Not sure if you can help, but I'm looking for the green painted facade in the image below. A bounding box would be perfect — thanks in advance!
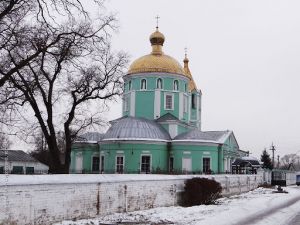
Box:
[70,28,247,175]
[99,142,168,173]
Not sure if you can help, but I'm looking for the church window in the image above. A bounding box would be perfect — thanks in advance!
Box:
[128,81,132,91]
[92,156,100,172]
[156,78,162,89]
[25,167,34,174]
[165,93,173,110]
[173,80,179,91]
[116,155,124,173]
[141,79,147,90]
[192,94,196,109]
[185,83,187,92]
[203,157,211,173]
[12,166,23,174]
[141,155,151,173]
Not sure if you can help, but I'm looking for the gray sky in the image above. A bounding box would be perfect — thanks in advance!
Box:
[100,0,300,158]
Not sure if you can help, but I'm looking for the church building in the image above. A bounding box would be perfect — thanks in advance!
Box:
[70,26,248,174]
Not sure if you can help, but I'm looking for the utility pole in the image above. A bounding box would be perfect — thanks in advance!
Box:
[277,155,280,168]
[270,143,276,168]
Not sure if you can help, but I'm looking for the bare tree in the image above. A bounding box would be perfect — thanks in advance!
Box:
[0,0,103,87]
[0,131,11,149]
[1,1,128,173]
[280,154,300,170]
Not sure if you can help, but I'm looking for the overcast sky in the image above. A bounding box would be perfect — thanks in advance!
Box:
[12,0,300,159]
[94,0,300,159]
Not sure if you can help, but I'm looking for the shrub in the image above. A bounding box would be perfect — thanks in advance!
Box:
[182,177,222,206]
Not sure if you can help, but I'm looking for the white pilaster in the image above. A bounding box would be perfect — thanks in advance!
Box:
[154,89,161,119]
[169,124,178,139]
[130,91,135,117]
[179,92,183,119]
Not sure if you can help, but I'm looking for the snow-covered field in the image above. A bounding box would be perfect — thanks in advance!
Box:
[55,186,300,225]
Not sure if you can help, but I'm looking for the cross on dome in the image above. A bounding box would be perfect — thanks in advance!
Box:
[155,15,160,29]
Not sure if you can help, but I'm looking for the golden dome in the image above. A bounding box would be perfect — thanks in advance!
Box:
[127,28,185,75]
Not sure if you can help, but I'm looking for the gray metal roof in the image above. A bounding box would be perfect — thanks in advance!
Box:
[174,130,230,143]
[103,116,171,141]
[0,150,37,162]
[76,132,104,142]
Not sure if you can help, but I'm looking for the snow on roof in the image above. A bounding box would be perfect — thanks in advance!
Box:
[76,132,104,143]
[0,150,37,162]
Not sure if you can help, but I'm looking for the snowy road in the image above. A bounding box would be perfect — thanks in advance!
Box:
[56,186,300,225]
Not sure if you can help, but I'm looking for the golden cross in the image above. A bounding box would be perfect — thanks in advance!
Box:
[155,15,160,29]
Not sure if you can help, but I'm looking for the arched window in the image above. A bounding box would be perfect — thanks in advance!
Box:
[156,78,162,89]
[185,83,187,92]
[141,79,147,90]
[128,81,132,91]
[173,80,179,91]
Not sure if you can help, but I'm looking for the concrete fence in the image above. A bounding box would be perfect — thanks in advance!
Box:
[0,174,263,225]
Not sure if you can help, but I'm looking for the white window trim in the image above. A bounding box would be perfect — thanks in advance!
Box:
[173,80,179,91]
[115,155,125,174]
[182,157,192,173]
[164,92,174,110]
[140,154,152,173]
[141,79,147,90]
[202,156,212,172]
[156,78,163,89]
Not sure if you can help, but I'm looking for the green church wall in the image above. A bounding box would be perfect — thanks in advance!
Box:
[171,144,220,173]
[70,143,99,173]
[100,142,168,173]
[135,91,154,119]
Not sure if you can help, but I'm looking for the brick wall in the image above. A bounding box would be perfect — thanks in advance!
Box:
[0,174,263,225]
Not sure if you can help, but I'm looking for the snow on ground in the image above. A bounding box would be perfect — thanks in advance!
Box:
[55,186,300,225]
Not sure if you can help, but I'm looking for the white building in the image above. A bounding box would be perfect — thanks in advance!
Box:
[0,150,48,174]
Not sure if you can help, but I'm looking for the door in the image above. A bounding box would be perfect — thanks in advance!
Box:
[203,157,211,173]
[76,154,83,173]
[182,158,191,174]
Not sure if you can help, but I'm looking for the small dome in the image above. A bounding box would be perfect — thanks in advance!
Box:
[150,29,165,46]
[103,116,171,141]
